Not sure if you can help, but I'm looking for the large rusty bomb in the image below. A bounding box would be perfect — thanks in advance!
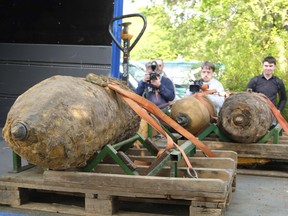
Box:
[3,75,140,170]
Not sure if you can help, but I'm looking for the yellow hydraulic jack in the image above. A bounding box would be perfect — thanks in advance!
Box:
[109,13,147,82]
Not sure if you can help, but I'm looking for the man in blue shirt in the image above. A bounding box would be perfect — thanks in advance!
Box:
[136,61,175,110]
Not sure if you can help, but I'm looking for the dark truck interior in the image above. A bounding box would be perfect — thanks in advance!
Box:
[0,0,114,126]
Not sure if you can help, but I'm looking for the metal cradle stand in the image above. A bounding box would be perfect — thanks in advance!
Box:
[82,132,196,177]
[197,123,283,144]
[11,131,196,177]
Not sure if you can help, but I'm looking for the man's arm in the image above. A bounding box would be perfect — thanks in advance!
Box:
[158,77,175,102]
[277,80,287,111]
[246,76,257,91]
[208,79,225,113]
[135,81,146,96]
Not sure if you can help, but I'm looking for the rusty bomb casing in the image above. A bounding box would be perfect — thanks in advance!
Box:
[2,75,140,170]
[170,94,217,135]
[218,92,273,143]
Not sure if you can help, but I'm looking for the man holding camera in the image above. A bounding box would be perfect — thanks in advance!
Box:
[186,61,225,114]
[135,61,175,110]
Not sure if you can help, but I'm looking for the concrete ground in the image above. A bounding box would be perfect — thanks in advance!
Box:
[0,131,288,216]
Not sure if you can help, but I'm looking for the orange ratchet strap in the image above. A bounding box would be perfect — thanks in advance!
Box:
[260,94,288,133]
[108,82,216,158]
[122,96,194,172]
[194,90,218,119]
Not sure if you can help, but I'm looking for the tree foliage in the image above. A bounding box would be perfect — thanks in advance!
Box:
[130,0,288,118]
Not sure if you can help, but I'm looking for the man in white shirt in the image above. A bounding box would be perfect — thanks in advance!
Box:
[187,61,225,114]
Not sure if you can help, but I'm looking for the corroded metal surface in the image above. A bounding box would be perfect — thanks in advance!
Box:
[3,75,140,170]
[170,94,216,135]
[218,92,273,143]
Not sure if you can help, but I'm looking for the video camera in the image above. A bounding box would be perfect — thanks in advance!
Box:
[189,78,208,93]
[149,61,158,81]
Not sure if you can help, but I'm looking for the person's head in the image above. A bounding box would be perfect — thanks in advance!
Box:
[145,61,152,73]
[201,61,215,82]
[262,56,276,78]
[156,59,164,74]
[144,61,159,81]
[145,61,158,73]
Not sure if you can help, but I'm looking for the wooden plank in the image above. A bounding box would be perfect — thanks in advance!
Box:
[91,164,233,181]
[0,179,226,201]
[15,202,85,216]
[119,196,191,205]
[101,155,237,177]
[96,153,237,201]
[126,148,153,156]
[126,156,236,170]
[14,202,186,216]
[184,157,236,170]
[190,205,224,216]
[202,134,288,145]
[189,207,224,216]
[202,141,288,160]
[0,188,20,205]
[195,150,238,162]
[43,171,228,199]
[0,166,234,215]
[237,169,288,178]
[85,195,117,215]
[127,148,238,162]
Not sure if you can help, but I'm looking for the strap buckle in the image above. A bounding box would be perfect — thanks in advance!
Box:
[187,167,198,179]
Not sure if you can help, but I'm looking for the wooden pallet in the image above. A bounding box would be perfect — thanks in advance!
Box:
[0,150,237,216]
[198,132,288,177]
[202,141,288,160]
[201,132,288,161]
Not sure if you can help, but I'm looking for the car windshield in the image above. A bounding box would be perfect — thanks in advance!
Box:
[120,61,145,91]
[120,60,225,100]
[120,61,190,99]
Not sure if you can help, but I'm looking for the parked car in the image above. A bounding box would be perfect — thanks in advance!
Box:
[120,61,146,91]
[120,61,187,99]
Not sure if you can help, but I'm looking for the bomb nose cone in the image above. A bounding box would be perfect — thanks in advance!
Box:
[233,114,250,127]
[11,122,28,141]
[176,113,191,127]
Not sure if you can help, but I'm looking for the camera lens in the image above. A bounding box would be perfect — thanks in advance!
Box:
[151,61,157,71]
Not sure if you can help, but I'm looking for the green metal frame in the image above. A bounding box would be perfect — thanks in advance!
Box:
[83,132,158,173]
[197,123,231,141]
[170,140,196,177]
[143,150,172,176]
[11,152,35,173]
[82,129,196,177]
[83,144,139,174]
[11,122,196,177]
[257,124,283,144]
[198,123,283,144]
[147,114,178,143]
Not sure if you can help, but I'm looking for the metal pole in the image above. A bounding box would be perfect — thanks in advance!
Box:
[110,0,123,78]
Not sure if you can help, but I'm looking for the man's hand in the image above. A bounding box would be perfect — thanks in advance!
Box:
[151,76,161,88]
[143,73,150,82]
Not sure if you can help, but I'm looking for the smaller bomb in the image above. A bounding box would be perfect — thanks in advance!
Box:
[218,92,273,143]
[170,94,216,135]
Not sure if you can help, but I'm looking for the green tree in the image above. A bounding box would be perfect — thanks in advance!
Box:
[131,0,288,118]
[130,5,178,60]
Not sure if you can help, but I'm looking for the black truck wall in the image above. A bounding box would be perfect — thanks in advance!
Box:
[0,0,114,126]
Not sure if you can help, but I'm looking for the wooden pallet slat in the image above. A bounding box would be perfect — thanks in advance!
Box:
[0,148,237,216]
[202,141,288,160]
